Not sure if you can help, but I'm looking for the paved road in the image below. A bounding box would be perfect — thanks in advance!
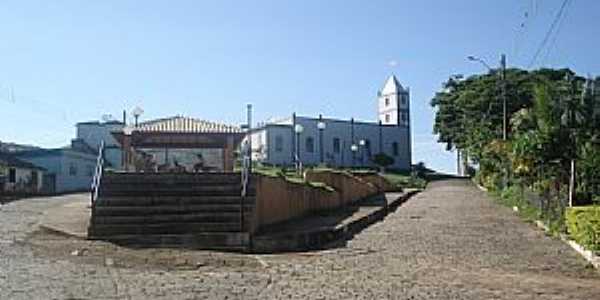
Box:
[1,180,599,299]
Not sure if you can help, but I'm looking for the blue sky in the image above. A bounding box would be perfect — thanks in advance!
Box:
[1,0,598,173]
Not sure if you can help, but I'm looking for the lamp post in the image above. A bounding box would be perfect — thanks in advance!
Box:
[467,54,507,141]
[350,143,358,166]
[294,124,304,173]
[358,139,366,166]
[132,106,144,128]
[317,115,326,165]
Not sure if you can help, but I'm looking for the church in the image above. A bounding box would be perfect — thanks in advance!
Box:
[249,75,411,170]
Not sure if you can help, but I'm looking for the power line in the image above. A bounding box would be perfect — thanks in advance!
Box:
[528,0,571,68]
[541,0,572,66]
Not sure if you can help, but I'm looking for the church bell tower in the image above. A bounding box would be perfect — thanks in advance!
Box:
[377,75,410,127]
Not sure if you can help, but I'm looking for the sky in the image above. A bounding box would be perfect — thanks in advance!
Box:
[1,0,599,174]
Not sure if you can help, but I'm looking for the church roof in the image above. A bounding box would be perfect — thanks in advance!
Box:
[381,75,404,95]
[134,116,242,134]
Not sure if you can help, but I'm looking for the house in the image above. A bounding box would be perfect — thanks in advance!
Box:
[17,147,97,194]
[0,152,45,194]
[248,75,412,170]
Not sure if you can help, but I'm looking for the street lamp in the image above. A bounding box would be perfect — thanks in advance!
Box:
[358,139,366,165]
[317,115,326,165]
[350,144,358,166]
[132,106,144,127]
[467,54,507,141]
[294,124,304,172]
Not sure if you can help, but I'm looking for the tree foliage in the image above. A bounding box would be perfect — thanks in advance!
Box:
[432,68,600,205]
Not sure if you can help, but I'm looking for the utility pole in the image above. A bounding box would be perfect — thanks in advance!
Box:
[501,54,507,141]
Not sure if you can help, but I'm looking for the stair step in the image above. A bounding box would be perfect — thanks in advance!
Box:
[89,222,245,236]
[88,233,250,250]
[92,212,252,225]
[102,173,246,185]
[99,185,256,197]
[95,196,255,207]
[92,204,253,216]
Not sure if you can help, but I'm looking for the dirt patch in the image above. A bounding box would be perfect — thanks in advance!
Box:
[26,228,264,272]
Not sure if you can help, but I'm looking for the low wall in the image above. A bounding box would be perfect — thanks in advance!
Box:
[351,172,398,192]
[252,171,384,233]
[304,170,379,204]
[253,175,340,232]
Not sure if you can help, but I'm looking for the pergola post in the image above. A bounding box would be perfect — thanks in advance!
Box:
[223,136,235,172]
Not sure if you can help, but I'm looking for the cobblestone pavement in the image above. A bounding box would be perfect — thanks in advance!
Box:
[1,180,599,299]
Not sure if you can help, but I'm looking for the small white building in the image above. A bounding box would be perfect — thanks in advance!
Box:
[75,120,124,169]
[0,153,45,193]
[17,148,97,193]
[248,75,412,170]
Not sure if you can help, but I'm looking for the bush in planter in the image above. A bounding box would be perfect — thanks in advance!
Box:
[372,153,394,173]
[565,206,600,252]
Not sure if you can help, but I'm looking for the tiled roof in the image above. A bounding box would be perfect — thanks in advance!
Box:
[135,116,242,134]
[0,152,45,170]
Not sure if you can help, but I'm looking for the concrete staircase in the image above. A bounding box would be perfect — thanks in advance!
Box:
[88,172,255,251]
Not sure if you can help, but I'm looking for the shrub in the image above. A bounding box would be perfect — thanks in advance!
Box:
[565,206,600,252]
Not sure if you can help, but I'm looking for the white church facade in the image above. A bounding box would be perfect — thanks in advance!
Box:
[249,75,412,170]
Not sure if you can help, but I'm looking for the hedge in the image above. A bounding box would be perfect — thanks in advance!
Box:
[565,206,600,252]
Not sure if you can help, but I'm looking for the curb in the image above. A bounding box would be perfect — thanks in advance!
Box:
[475,180,600,270]
[534,220,600,269]
[251,190,420,253]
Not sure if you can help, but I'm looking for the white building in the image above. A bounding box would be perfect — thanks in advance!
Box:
[0,153,45,193]
[249,75,411,170]
[17,148,97,193]
[75,120,124,169]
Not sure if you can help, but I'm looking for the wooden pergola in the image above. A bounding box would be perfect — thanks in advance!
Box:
[112,116,245,172]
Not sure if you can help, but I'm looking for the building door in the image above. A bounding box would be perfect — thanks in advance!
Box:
[42,174,56,194]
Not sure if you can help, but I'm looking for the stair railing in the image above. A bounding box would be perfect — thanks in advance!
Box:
[91,141,105,205]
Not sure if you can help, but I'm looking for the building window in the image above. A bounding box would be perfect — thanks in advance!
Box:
[385,98,390,106]
[385,114,390,123]
[333,138,341,153]
[8,168,16,183]
[392,142,399,156]
[275,135,284,152]
[401,113,407,122]
[69,163,78,176]
[401,96,407,105]
[305,137,314,153]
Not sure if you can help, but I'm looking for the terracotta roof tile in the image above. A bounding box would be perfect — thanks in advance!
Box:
[135,116,242,134]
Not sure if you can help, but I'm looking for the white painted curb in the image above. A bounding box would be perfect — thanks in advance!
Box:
[534,220,600,269]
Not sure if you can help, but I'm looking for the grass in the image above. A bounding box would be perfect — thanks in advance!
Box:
[381,171,427,190]
[489,184,566,236]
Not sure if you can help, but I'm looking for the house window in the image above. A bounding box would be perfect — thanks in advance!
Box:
[333,138,341,153]
[69,163,77,176]
[305,137,314,153]
[385,114,390,123]
[401,96,407,105]
[385,98,390,106]
[8,168,16,183]
[275,135,284,152]
[401,113,407,122]
[392,142,399,156]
